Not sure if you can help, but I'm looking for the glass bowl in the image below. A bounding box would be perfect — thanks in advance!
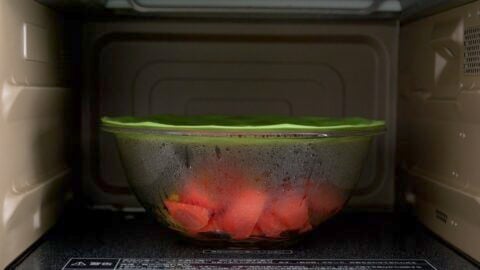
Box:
[101,115,384,246]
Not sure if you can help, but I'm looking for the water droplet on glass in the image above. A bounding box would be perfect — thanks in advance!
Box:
[215,146,222,160]
[184,146,191,168]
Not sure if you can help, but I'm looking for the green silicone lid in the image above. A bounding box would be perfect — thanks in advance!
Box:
[101,115,385,136]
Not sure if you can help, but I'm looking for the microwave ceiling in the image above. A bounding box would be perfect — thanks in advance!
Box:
[36,0,474,20]
[106,0,401,14]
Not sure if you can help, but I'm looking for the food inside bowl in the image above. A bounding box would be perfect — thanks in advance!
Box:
[101,115,385,245]
[161,169,345,240]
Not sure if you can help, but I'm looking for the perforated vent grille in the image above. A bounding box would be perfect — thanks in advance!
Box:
[464,26,480,75]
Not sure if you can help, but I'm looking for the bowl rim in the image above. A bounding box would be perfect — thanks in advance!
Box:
[101,115,386,138]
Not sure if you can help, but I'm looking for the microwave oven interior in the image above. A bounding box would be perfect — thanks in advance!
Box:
[1,0,480,269]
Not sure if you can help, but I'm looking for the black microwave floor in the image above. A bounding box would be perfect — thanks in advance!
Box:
[8,210,478,270]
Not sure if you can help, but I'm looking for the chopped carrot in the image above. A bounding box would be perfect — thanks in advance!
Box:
[270,188,309,231]
[164,200,211,232]
[300,222,313,233]
[180,180,219,210]
[251,225,264,237]
[306,182,346,225]
[218,188,267,240]
[257,211,288,237]
[198,218,222,233]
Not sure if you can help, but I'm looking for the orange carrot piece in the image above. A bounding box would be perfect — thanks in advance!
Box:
[218,188,267,240]
[164,200,211,232]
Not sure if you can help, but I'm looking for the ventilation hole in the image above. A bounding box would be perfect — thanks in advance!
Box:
[464,26,480,75]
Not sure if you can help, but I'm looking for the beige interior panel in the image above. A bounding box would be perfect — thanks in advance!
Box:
[400,0,480,262]
[0,0,71,268]
[410,172,480,262]
[82,20,397,209]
